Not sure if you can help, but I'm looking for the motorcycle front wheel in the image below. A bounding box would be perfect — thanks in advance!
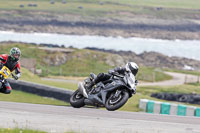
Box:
[70,90,85,108]
[105,89,129,111]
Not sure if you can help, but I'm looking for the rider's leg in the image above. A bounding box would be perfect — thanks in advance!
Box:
[81,73,112,98]
[3,80,12,94]
[88,73,111,88]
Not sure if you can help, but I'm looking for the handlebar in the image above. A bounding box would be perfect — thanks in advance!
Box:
[11,73,18,80]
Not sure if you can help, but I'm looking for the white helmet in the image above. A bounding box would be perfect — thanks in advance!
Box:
[125,62,139,76]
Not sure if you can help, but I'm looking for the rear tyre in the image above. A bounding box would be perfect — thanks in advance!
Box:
[105,89,129,111]
[70,90,85,108]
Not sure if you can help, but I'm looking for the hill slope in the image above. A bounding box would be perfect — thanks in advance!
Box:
[0,42,171,82]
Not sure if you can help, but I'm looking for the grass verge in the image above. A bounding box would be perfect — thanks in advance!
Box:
[0,128,75,133]
[0,128,46,133]
[137,67,172,82]
[0,90,68,106]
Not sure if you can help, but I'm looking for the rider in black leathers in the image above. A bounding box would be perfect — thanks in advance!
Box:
[81,62,139,98]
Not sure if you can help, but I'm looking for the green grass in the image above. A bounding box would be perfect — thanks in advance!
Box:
[188,83,200,86]
[0,0,199,19]
[119,83,200,112]
[137,67,172,82]
[46,49,112,77]
[0,90,68,105]
[0,128,46,133]
[0,0,134,16]
[101,0,200,9]
[20,67,78,90]
[0,128,75,133]
[1,0,199,11]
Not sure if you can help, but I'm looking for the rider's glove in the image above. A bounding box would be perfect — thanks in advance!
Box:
[15,76,18,80]
[14,73,21,80]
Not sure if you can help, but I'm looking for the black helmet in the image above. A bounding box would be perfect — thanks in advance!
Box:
[125,62,139,76]
[10,47,21,61]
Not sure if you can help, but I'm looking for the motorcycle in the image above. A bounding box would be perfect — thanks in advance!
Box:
[0,64,17,90]
[70,71,138,111]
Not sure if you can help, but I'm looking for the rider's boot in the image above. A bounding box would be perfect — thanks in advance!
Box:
[86,76,99,89]
[87,80,95,89]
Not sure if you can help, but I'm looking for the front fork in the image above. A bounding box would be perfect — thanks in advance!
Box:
[113,90,122,98]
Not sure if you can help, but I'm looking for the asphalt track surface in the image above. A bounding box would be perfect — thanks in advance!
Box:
[0,101,200,133]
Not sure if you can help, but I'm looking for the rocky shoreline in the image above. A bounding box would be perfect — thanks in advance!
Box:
[0,10,200,40]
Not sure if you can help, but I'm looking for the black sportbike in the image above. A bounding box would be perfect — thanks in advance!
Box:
[70,72,138,111]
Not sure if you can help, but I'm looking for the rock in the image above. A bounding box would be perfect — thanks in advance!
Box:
[43,53,68,66]
[85,47,200,71]
[105,54,125,66]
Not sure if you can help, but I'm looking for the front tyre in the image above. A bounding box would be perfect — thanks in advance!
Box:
[70,90,85,108]
[105,90,129,111]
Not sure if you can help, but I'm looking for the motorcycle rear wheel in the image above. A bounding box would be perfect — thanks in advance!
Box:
[105,89,129,111]
[70,90,85,108]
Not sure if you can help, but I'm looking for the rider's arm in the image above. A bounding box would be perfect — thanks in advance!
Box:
[14,63,21,80]
[0,54,7,62]
[108,67,126,75]
[113,67,126,74]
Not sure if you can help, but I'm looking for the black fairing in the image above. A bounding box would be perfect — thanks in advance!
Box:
[85,77,133,106]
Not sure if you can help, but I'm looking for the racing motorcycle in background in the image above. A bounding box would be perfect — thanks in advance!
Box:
[70,71,138,111]
[0,64,17,90]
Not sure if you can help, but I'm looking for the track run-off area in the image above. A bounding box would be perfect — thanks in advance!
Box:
[0,101,200,133]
